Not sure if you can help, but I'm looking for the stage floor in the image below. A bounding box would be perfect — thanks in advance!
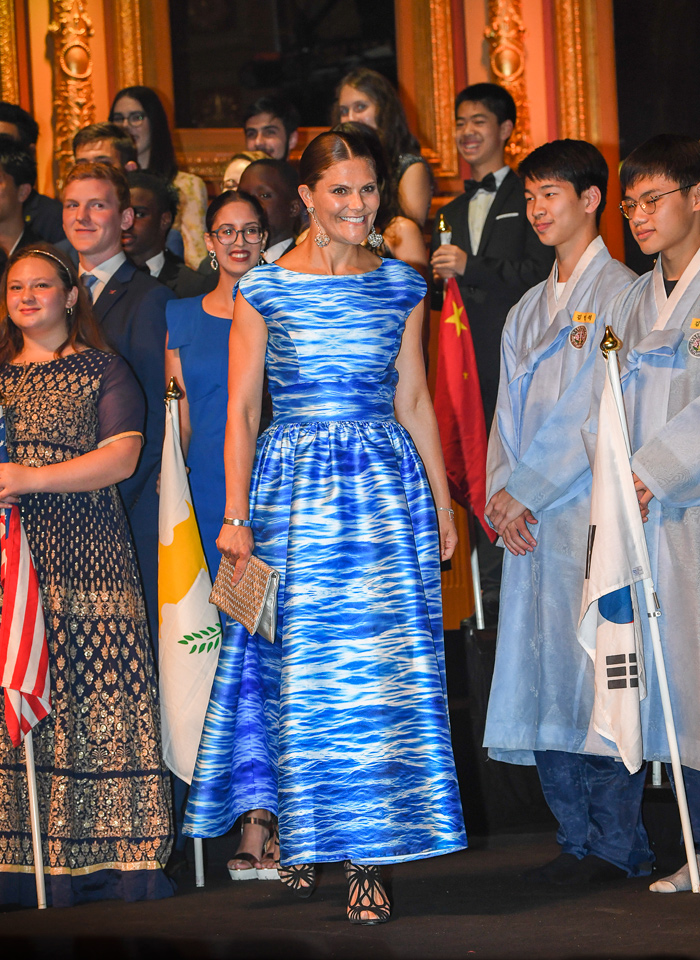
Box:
[1,830,698,960]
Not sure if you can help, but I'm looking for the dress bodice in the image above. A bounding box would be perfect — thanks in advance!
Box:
[237,259,426,423]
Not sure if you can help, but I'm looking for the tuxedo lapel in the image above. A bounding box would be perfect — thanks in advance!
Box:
[476,169,519,255]
[91,260,134,322]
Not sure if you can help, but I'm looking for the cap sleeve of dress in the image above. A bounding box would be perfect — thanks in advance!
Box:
[166,295,203,351]
[96,354,146,448]
[387,259,427,313]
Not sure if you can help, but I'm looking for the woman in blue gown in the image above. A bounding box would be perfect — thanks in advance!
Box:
[164,191,279,879]
[184,131,466,923]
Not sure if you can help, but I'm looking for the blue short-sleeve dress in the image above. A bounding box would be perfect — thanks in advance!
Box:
[184,260,466,865]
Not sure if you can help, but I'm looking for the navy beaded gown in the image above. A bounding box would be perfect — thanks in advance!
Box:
[0,350,173,907]
[184,260,467,865]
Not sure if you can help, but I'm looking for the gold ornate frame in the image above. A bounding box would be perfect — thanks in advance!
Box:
[0,0,20,104]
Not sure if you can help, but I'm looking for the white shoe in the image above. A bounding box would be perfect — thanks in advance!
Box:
[649,855,700,893]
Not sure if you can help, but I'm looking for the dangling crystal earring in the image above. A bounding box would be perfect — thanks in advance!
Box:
[66,305,74,319]
[258,251,267,265]
[307,206,330,248]
[367,223,383,249]
[208,249,219,271]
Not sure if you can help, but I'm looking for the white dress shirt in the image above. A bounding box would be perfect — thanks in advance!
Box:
[263,237,294,264]
[146,251,166,278]
[468,165,510,255]
[79,250,127,302]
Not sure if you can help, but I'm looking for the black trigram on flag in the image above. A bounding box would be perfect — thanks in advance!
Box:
[606,653,638,689]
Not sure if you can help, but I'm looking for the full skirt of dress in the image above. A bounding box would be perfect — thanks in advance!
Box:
[184,406,467,865]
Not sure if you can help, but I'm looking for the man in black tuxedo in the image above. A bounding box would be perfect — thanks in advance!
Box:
[430,83,553,622]
[123,170,214,298]
[62,161,176,642]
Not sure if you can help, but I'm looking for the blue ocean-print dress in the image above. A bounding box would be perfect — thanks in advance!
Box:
[183,259,467,865]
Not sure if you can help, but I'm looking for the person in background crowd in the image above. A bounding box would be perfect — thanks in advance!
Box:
[243,96,300,162]
[165,191,272,877]
[0,101,64,243]
[73,122,139,169]
[430,83,553,627]
[61,160,175,641]
[0,136,40,274]
[124,170,214,298]
[336,67,432,227]
[109,86,208,269]
[239,159,300,263]
[0,243,173,907]
[222,150,267,191]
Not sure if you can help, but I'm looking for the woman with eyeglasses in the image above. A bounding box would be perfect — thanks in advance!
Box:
[164,192,278,879]
[109,86,208,270]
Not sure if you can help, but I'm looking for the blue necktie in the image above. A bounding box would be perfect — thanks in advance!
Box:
[81,273,98,302]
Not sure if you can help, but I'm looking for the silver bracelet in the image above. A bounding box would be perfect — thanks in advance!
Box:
[222,517,252,527]
[437,507,455,521]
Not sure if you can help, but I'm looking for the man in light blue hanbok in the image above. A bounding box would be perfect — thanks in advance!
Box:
[484,140,652,884]
[589,134,700,893]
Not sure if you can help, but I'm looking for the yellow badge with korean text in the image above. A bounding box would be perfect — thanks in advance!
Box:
[691,318,700,330]
[572,311,596,324]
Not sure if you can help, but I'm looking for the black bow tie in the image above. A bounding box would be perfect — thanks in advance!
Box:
[463,172,497,201]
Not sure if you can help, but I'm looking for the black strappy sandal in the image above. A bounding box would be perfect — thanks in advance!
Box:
[278,862,317,899]
[344,861,391,925]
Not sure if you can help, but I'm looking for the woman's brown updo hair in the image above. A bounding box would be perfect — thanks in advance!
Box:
[299,131,378,190]
[0,242,108,365]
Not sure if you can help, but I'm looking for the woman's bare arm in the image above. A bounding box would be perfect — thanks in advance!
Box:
[215,289,269,582]
[394,300,456,561]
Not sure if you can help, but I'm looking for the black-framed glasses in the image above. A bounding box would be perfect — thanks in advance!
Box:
[619,185,694,219]
[209,224,263,244]
[111,111,146,127]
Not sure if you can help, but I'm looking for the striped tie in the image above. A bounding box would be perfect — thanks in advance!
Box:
[81,273,98,302]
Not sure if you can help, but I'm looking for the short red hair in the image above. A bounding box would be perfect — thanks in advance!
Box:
[62,160,131,211]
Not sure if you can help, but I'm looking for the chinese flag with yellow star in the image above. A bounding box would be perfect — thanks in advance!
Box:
[434,278,496,541]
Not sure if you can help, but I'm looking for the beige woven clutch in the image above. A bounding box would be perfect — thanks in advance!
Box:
[209,555,280,643]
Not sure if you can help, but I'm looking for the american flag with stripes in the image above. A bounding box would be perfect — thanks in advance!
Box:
[0,402,50,747]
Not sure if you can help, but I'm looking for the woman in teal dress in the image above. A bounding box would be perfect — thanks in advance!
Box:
[184,131,466,923]
[165,191,279,878]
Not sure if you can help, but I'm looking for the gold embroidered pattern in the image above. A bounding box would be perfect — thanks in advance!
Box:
[0,351,172,891]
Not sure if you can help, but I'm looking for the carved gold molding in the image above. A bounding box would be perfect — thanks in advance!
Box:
[553,0,602,143]
[429,0,457,177]
[49,0,96,187]
[0,0,20,104]
[113,0,144,89]
[485,0,534,169]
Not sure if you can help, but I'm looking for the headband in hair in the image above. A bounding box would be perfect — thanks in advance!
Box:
[20,249,74,283]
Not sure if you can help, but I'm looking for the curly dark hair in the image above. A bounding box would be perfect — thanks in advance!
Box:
[0,243,108,366]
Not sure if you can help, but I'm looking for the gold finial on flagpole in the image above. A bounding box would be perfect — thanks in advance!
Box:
[600,325,623,358]
[164,376,182,402]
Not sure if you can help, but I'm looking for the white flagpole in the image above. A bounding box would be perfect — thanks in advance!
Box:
[602,327,699,893]
[194,837,205,887]
[24,731,46,908]
[468,510,485,630]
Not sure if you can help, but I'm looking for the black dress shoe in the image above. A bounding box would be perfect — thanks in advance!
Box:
[526,852,626,885]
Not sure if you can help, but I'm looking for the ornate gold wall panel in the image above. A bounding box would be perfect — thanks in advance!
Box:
[111,0,144,89]
[485,0,534,169]
[49,0,96,186]
[429,0,458,178]
[0,0,20,104]
[553,0,586,138]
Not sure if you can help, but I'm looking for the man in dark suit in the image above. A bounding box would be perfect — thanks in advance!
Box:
[62,161,176,642]
[0,101,64,243]
[123,170,215,298]
[0,136,42,273]
[430,83,553,623]
[239,159,300,263]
